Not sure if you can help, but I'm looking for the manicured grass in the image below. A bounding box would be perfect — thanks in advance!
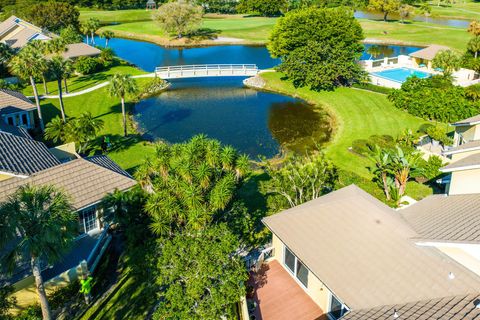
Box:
[23,62,146,97]
[261,72,433,200]
[37,76,155,171]
[360,19,471,51]
[425,0,480,20]
[79,8,154,24]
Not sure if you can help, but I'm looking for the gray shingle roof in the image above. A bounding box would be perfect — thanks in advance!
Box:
[0,132,60,176]
[0,89,36,116]
[63,43,101,59]
[342,294,480,320]
[0,122,31,139]
[453,115,480,126]
[0,157,137,210]
[444,140,480,155]
[86,155,133,178]
[263,185,480,310]
[401,194,480,243]
[441,153,480,172]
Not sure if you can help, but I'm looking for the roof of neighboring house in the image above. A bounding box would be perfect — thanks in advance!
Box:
[0,16,50,49]
[0,122,30,139]
[441,152,480,172]
[0,89,36,115]
[146,0,156,4]
[0,131,60,176]
[443,140,480,155]
[262,185,480,311]
[63,43,101,59]
[401,193,480,243]
[409,45,450,60]
[453,114,480,126]
[0,156,136,210]
[342,294,480,319]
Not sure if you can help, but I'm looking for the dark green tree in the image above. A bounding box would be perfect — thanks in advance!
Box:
[25,1,80,32]
[268,7,364,91]
[0,285,16,320]
[153,224,247,320]
[237,0,287,16]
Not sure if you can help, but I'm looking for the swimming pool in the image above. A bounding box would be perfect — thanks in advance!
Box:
[371,68,431,83]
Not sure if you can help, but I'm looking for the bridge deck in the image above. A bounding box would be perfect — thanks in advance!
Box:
[155,64,259,79]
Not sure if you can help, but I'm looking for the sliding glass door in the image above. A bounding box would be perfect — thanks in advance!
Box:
[284,246,309,288]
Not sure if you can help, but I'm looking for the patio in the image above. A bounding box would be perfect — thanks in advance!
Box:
[249,260,324,320]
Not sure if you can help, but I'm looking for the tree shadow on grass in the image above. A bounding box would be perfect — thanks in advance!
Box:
[186,28,221,40]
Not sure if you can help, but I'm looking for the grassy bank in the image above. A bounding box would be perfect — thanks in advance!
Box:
[425,0,480,20]
[260,72,433,200]
[80,9,473,50]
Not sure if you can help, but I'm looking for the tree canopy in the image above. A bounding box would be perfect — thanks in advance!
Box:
[268,7,365,91]
[25,1,80,32]
[367,0,400,21]
[237,0,287,16]
[153,224,247,320]
[154,1,204,38]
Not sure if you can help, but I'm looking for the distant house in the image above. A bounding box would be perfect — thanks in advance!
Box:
[0,89,36,129]
[0,128,136,307]
[0,15,101,59]
[409,44,450,70]
[255,185,480,320]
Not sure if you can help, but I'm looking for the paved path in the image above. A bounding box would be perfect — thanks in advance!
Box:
[36,73,156,99]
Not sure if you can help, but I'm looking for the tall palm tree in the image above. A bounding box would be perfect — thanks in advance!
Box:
[81,23,90,44]
[0,184,77,320]
[468,36,480,59]
[100,30,115,47]
[9,45,47,131]
[108,74,138,137]
[48,56,72,122]
[86,18,100,45]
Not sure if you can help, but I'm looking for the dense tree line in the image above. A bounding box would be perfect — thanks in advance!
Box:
[388,76,480,123]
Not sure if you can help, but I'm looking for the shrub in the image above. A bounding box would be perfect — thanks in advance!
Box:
[418,123,435,134]
[99,48,115,68]
[426,125,452,145]
[74,56,100,75]
[352,82,393,95]
[420,155,445,181]
[388,76,480,122]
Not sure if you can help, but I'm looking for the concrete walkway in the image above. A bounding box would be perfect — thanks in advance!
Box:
[35,73,156,99]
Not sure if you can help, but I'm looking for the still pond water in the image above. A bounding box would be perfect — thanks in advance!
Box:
[97,37,420,157]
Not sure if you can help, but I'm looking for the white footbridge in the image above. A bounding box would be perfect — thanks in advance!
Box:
[155,64,259,79]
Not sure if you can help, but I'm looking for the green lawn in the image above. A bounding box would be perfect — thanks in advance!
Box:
[360,19,471,51]
[79,8,154,24]
[23,62,146,97]
[425,0,480,20]
[261,72,433,200]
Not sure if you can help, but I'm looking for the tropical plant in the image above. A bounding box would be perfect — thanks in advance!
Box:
[153,224,247,320]
[425,124,452,146]
[136,135,250,236]
[432,50,461,76]
[261,153,338,211]
[85,18,100,45]
[0,185,77,320]
[389,146,422,197]
[48,56,73,122]
[9,44,46,130]
[468,36,480,59]
[367,0,400,21]
[268,7,364,91]
[108,73,138,136]
[100,30,115,47]
[154,1,204,39]
[420,155,445,180]
[60,25,83,44]
[0,42,13,65]
[74,56,100,75]
[368,145,393,200]
[0,285,16,320]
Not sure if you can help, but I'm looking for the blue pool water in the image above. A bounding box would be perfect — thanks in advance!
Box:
[372,68,431,83]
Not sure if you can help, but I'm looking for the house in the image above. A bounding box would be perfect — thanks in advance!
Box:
[0,128,136,307]
[0,89,36,129]
[0,16,101,59]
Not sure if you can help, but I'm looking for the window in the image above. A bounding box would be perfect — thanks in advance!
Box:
[7,116,13,126]
[285,247,295,273]
[283,246,309,288]
[329,294,347,319]
[21,113,28,126]
[78,207,98,234]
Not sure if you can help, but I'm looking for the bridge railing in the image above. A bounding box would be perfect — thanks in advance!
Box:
[155,64,258,74]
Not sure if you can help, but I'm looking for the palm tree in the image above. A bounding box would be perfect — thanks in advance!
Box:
[81,23,90,44]
[86,18,100,45]
[0,43,13,65]
[48,56,72,122]
[75,112,105,153]
[389,147,421,197]
[0,184,77,320]
[100,30,115,47]
[9,45,47,131]
[108,74,138,137]
[368,145,392,200]
[468,36,480,59]
[44,116,73,143]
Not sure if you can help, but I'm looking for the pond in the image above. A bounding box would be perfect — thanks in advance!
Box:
[134,78,332,158]
[354,10,470,28]
[95,37,419,157]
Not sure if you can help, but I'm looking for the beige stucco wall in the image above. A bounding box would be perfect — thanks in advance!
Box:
[271,234,332,312]
[449,168,480,195]
[454,125,480,145]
